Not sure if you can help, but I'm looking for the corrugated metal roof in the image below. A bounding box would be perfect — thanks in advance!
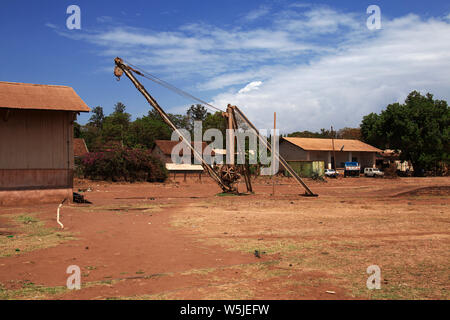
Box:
[0,81,90,112]
[282,137,382,153]
[154,140,214,156]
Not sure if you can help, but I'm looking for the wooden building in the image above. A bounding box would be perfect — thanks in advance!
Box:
[0,81,90,205]
[151,140,214,165]
[73,138,89,159]
[279,137,382,170]
[151,140,215,179]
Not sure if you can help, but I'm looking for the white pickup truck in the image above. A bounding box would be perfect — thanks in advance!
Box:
[324,169,338,178]
[364,167,384,177]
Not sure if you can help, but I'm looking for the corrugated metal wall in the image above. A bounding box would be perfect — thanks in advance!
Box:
[0,109,74,190]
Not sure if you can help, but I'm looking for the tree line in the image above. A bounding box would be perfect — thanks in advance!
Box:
[75,103,363,151]
[360,91,449,175]
[75,90,449,175]
[74,103,226,151]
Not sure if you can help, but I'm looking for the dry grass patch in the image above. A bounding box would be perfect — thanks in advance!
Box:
[170,194,450,299]
[0,280,68,300]
[82,203,170,215]
[0,212,75,257]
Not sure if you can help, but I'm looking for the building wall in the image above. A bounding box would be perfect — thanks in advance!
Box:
[285,160,325,178]
[359,152,375,169]
[279,140,376,169]
[0,109,74,194]
[151,146,172,164]
[279,140,308,161]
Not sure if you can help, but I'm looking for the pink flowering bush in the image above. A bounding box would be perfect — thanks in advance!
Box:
[81,148,167,182]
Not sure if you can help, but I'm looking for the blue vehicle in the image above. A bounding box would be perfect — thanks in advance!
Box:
[344,162,360,177]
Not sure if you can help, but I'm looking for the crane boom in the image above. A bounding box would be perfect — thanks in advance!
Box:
[114,57,317,197]
[114,57,232,192]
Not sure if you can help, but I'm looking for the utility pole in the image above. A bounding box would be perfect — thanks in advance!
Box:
[331,126,337,170]
[226,104,235,166]
[272,112,276,196]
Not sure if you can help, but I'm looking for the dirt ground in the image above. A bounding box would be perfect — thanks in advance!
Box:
[0,176,449,300]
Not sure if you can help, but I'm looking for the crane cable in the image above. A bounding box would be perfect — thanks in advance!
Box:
[123,60,224,113]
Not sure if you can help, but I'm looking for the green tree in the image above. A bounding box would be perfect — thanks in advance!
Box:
[127,115,172,149]
[187,104,209,121]
[80,125,103,151]
[337,127,361,140]
[169,113,190,131]
[102,103,131,144]
[147,109,161,121]
[88,106,105,128]
[74,121,82,138]
[147,108,190,132]
[203,111,227,146]
[203,111,226,134]
[287,129,331,138]
[187,104,210,132]
[360,112,385,147]
[114,102,127,114]
[360,91,450,175]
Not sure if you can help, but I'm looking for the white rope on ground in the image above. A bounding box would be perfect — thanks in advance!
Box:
[57,198,67,229]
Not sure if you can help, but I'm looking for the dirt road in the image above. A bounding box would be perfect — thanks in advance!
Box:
[0,176,448,299]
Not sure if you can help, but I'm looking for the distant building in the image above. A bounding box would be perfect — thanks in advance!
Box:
[279,137,382,170]
[152,140,213,163]
[0,81,90,205]
[74,138,89,159]
[151,140,214,175]
[377,149,413,173]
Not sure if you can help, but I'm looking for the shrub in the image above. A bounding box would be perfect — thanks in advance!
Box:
[80,147,168,182]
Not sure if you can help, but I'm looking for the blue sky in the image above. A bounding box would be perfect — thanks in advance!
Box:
[1,0,450,132]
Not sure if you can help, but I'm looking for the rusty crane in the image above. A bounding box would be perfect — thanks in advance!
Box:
[113,57,317,196]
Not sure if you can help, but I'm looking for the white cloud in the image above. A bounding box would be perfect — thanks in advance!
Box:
[45,23,57,29]
[53,5,450,132]
[211,14,450,132]
[275,6,360,35]
[238,81,263,93]
[55,5,348,80]
[96,16,113,23]
[244,6,270,21]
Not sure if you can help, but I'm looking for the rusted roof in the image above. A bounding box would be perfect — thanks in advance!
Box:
[74,138,89,157]
[379,149,401,159]
[282,137,382,153]
[153,140,214,156]
[0,81,90,112]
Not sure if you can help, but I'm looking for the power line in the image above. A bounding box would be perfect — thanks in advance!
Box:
[123,60,224,113]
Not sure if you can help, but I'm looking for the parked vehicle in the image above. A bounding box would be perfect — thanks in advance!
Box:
[344,162,360,177]
[364,167,384,177]
[324,169,338,178]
